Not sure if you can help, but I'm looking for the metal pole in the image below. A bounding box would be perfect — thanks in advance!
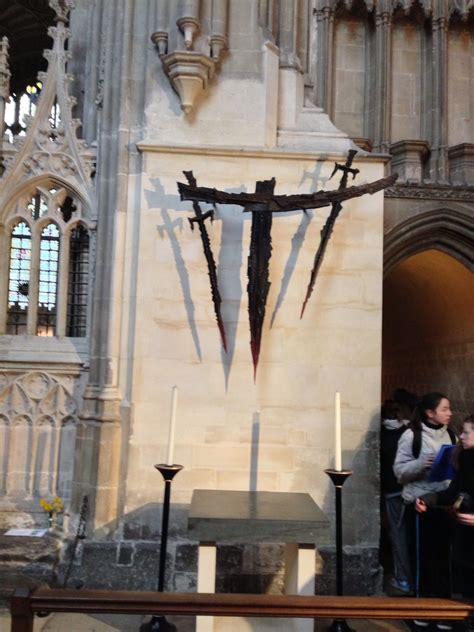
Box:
[140,464,183,632]
[325,469,354,632]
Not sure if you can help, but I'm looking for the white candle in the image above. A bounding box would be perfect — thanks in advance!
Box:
[166,386,178,465]
[335,391,342,471]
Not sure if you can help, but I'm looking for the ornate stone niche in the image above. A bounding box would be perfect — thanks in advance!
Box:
[448,144,474,186]
[389,140,431,183]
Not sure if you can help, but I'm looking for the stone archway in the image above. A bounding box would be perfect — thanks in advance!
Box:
[382,248,474,419]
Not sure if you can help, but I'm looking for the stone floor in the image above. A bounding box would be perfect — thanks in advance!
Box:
[0,610,410,631]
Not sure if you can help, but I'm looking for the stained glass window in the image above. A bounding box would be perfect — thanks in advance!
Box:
[67,225,90,337]
[7,222,32,334]
[37,223,60,336]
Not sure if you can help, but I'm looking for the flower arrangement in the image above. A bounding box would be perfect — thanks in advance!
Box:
[39,496,63,528]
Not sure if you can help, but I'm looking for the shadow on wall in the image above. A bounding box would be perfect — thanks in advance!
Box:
[142,167,345,390]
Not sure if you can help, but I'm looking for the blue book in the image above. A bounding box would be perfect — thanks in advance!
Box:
[429,444,456,482]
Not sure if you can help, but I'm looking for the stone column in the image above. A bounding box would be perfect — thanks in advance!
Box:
[430,1,449,182]
[0,36,10,139]
[177,0,201,50]
[314,2,335,115]
[210,0,228,60]
[258,0,279,39]
[372,4,392,153]
[279,0,303,70]
[26,232,40,336]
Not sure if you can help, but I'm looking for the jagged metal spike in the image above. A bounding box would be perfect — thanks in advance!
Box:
[300,150,359,318]
[247,179,274,379]
[183,171,227,352]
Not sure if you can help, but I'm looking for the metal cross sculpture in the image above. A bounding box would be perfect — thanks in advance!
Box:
[178,151,397,377]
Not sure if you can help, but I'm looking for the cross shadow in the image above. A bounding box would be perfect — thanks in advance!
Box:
[157,208,202,361]
[298,156,330,191]
[145,175,203,361]
[270,211,313,327]
[216,185,248,389]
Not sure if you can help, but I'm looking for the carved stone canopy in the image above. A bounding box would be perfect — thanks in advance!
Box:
[160,51,216,115]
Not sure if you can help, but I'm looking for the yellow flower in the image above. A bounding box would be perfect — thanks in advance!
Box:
[53,496,63,511]
[39,496,63,514]
[39,498,53,512]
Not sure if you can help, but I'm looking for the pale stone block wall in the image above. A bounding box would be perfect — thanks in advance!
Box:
[391,21,421,143]
[447,24,474,147]
[122,146,385,555]
[333,17,367,138]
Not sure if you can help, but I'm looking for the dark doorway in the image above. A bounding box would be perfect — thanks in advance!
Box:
[382,248,474,421]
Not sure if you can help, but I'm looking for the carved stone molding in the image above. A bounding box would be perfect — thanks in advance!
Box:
[160,51,216,115]
[385,184,474,201]
[0,370,83,499]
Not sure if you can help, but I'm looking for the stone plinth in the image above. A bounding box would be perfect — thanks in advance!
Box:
[448,144,474,186]
[389,140,430,183]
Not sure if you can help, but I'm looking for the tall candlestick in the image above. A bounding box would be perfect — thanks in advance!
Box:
[335,391,342,471]
[166,386,178,465]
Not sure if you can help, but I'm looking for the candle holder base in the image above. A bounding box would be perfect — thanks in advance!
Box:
[324,469,353,488]
[140,615,177,632]
[327,619,356,632]
[155,464,184,481]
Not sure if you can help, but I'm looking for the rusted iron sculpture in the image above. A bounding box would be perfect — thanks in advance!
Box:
[183,170,227,352]
[300,149,359,318]
[178,152,397,377]
[178,170,396,213]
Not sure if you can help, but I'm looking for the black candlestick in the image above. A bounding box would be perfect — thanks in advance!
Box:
[139,464,183,632]
[324,469,355,632]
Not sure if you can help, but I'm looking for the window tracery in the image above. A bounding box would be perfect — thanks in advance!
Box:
[4,186,91,338]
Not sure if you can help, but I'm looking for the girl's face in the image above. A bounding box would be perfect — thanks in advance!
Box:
[460,422,474,450]
[426,398,452,426]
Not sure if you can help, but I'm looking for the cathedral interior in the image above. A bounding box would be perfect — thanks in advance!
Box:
[0,1,473,630]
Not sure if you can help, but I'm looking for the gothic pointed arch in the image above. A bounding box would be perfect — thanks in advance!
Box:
[0,0,95,220]
[0,0,95,338]
[384,207,474,276]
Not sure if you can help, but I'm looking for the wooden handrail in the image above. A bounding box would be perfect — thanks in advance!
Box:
[10,588,474,632]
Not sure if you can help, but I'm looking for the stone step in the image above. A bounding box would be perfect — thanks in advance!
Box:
[0,532,63,603]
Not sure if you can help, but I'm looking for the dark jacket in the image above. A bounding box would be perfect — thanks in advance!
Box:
[381,424,407,495]
[422,449,474,569]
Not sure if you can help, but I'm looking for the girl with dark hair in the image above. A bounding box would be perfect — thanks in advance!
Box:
[416,415,474,612]
[393,392,456,631]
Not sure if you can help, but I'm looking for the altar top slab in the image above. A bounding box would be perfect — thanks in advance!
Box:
[188,490,330,544]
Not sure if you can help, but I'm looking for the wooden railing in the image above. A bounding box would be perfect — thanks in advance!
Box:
[10,587,474,632]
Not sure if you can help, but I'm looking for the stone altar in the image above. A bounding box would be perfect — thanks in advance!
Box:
[188,490,330,632]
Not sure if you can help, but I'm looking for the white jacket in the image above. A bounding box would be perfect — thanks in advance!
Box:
[393,423,452,502]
